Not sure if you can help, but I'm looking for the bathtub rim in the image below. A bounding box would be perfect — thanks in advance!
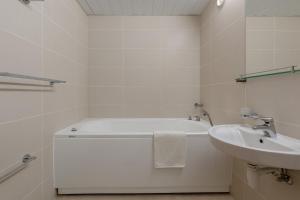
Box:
[54,118,211,138]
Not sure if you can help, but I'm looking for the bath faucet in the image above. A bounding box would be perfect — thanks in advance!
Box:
[242,113,277,138]
[194,103,214,126]
[188,115,201,121]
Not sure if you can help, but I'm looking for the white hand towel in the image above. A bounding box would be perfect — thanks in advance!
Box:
[154,131,187,168]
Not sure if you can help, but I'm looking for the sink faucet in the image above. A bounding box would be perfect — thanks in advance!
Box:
[242,113,277,138]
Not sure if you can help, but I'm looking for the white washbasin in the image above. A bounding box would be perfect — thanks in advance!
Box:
[209,125,300,170]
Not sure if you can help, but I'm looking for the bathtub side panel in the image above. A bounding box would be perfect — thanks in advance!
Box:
[54,135,232,193]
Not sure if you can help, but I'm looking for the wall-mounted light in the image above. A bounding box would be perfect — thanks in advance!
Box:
[217,0,225,7]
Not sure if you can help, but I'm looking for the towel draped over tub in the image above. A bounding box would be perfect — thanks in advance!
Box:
[153,131,187,168]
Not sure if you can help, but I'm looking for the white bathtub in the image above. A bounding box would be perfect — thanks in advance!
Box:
[54,118,232,194]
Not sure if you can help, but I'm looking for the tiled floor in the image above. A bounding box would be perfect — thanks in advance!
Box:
[57,194,234,200]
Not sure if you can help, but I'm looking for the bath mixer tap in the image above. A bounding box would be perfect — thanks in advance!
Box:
[242,113,277,138]
[188,115,201,121]
[194,103,214,126]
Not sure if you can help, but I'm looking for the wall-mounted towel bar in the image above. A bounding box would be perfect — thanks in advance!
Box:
[0,154,36,184]
[0,72,66,86]
[19,0,45,5]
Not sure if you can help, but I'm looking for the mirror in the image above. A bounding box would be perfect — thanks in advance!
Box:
[245,0,300,74]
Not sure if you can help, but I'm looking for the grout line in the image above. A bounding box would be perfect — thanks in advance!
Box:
[21,181,43,200]
[214,16,244,39]
[0,28,42,48]
[276,121,300,128]
[44,13,88,48]
[0,114,43,126]
[88,47,201,51]
[0,106,88,127]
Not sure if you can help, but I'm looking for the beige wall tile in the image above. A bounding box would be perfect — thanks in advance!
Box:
[277,122,300,140]
[0,30,42,75]
[42,178,56,200]
[43,111,68,146]
[246,50,274,73]
[0,151,42,200]
[23,184,43,200]
[44,49,77,85]
[89,67,124,86]
[163,66,200,86]
[246,30,274,50]
[44,0,76,36]
[246,17,274,30]
[88,16,201,118]
[123,30,162,49]
[162,29,200,50]
[0,91,42,123]
[0,0,42,46]
[162,86,200,105]
[42,145,53,181]
[124,67,162,87]
[44,18,77,60]
[231,175,244,200]
[212,0,244,36]
[0,117,42,171]
[123,16,161,29]
[275,50,300,67]
[161,16,201,31]
[160,105,197,118]
[123,86,161,105]
[276,31,300,50]
[163,50,200,67]
[202,2,300,200]
[124,50,162,67]
[89,49,123,66]
[89,105,124,118]
[89,30,122,48]
[122,104,162,118]
[200,65,213,85]
[89,16,122,30]
[276,17,300,31]
[200,44,210,67]
[89,86,123,105]
[0,1,88,199]
[246,17,300,73]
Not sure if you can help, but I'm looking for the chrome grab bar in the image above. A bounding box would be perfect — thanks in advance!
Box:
[0,72,66,86]
[19,0,45,4]
[0,154,37,184]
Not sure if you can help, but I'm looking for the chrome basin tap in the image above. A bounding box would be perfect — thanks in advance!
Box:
[242,113,277,138]
[253,117,277,138]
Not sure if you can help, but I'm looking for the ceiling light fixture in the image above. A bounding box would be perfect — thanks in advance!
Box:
[217,0,225,7]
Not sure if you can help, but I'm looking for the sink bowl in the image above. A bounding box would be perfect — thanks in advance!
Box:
[209,125,300,170]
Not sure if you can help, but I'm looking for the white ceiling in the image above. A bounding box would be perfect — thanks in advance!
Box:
[77,0,211,16]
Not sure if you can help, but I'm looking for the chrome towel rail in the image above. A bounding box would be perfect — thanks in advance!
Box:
[0,154,36,184]
[19,0,45,5]
[0,72,66,86]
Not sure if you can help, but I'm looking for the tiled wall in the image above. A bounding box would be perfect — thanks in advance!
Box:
[199,0,245,124]
[240,17,300,200]
[246,17,300,73]
[200,0,300,200]
[88,16,200,118]
[0,1,88,200]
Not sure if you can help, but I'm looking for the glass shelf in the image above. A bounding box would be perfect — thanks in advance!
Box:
[236,66,300,82]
